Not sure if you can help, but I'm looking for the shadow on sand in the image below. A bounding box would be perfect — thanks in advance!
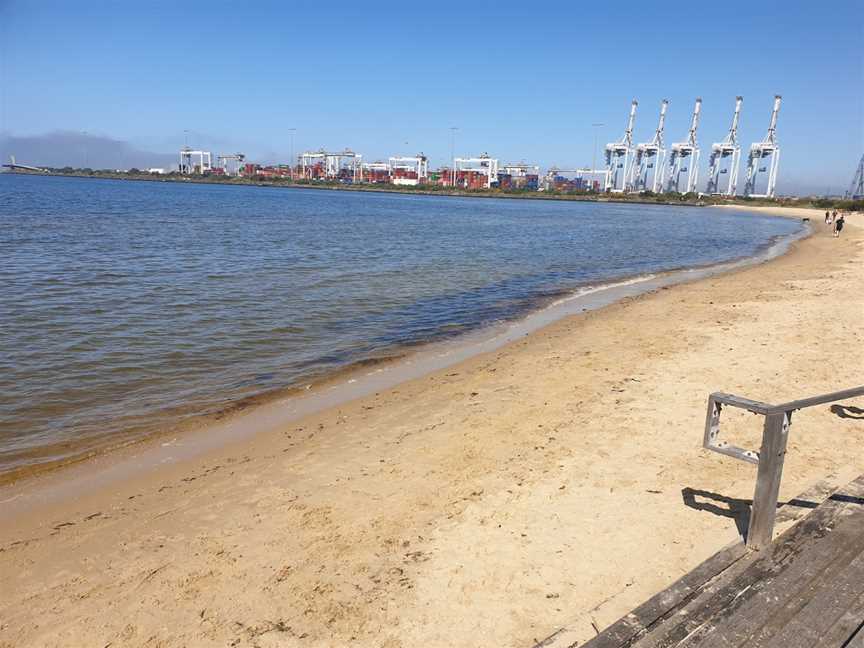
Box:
[681,488,864,541]
[830,404,864,419]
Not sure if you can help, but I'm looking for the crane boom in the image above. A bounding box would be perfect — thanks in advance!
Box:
[652,99,669,147]
[604,99,638,192]
[763,95,782,145]
[622,100,638,146]
[725,96,743,145]
[687,98,702,147]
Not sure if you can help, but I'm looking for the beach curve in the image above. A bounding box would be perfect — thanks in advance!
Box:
[1,207,862,648]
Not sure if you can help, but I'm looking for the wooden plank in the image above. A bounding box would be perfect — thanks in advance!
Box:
[627,476,864,648]
[570,542,749,648]
[773,475,841,526]
[746,412,790,550]
[829,615,864,648]
[695,507,864,647]
[573,475,864,648]
[765,548,864,647]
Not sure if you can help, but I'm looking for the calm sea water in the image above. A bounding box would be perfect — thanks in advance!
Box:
[0,174,802,476]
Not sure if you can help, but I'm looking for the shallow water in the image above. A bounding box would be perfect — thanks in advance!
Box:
[0,174,802,476]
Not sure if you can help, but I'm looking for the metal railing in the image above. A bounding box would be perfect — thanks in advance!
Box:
[703,386,864,550]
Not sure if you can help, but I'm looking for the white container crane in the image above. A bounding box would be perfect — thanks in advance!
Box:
[706,96,743,196]
[666,98,702,194]
[604,100,638,192]
[300,149,362,182]
[744,95,782,198]
[217,153,245,176]
[389,154,428,186]
[179,147,212,175]
[846,154,864,199]
[361,161,392,183]
[453,154,499,189]
[629,99,669,193]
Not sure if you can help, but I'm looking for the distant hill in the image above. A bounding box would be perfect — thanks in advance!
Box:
[0,131,177,171]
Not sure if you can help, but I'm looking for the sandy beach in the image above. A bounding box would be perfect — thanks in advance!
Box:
[1,206,862,648]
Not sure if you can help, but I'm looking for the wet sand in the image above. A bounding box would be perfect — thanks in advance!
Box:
[1,207,862,648]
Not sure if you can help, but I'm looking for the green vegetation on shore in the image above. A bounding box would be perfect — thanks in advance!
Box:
[7,167,863,212]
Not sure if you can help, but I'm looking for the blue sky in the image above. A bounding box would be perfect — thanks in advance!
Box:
[1,0,862,193]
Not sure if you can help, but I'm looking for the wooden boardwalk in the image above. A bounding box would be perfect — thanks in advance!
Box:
[538,475,864,648]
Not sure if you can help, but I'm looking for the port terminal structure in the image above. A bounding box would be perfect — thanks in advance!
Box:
[361,161,392,184]
[501,163,540,177]
[543,167,603,192]
[453,154,499,189]
[389,155,428,186]
[743,95,782,198]
[666,98,702,194]
[604,100,638,193]
[179,148,212,175]
[300,149,362,182]
[847,154,864,199]
[706,96,743,196]
[629,99,669,194]
[165,96,783,196]
[217,153,246,177]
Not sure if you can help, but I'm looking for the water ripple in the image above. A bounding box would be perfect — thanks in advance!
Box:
[0,174,802,475]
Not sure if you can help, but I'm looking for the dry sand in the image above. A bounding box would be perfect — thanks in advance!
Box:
[1,207,862,648]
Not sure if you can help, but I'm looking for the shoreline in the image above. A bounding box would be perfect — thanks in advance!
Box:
[2,168,833,209]
[3,206,861,648]
[0,206,808,497]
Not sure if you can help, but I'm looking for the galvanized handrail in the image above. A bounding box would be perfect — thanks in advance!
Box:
[703,386,864,550]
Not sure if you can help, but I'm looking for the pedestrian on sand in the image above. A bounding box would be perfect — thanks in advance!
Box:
[833,212,845,238]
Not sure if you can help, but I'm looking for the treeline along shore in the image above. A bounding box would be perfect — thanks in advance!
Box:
[5,167,863,211]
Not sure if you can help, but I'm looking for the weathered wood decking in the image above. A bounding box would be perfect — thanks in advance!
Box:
[537,475,864,648]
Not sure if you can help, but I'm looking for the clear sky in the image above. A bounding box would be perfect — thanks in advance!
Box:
[1,0,862,194]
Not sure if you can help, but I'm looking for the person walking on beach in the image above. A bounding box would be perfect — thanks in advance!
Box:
[832,210,838,224]
[825,210,831,224]
[833,212,845,237]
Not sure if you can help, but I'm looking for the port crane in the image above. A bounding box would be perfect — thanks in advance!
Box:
[217,153,245,176]
[744,95,782,198]
[389,154,428,186]
[666,98,702,194]
[629,99,669,193]
[179,147,212,175]
[706,96,743,196]
[845,154,864,199]
[543,167,602,191]
[453,154,499,189]
[300,149,362,182]
[604,100,638,193]
[360,161,392,183]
